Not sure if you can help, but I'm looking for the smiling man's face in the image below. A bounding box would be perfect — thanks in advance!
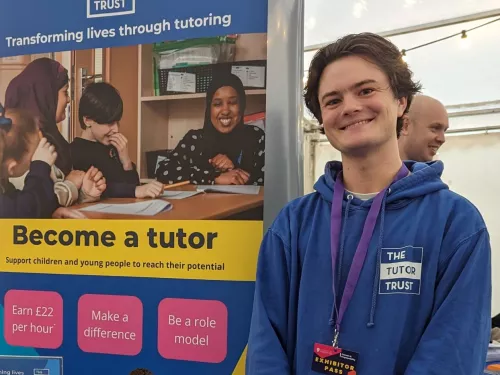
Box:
[318,55,406,155]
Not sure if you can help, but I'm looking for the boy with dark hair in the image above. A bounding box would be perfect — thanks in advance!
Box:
[70,82,163,199]
[246,33,491,374]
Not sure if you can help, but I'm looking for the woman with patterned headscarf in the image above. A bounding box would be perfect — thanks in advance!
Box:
[155,72,265,186]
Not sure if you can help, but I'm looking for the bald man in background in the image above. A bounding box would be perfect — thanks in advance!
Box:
[398,95,449,162]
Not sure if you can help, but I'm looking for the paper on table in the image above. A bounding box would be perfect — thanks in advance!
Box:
[161,190,203,199]
[196,185,260,195]
[167,72,196,93]
[79,200,172,216]
[231,66,265,88]
[487,342,500,363]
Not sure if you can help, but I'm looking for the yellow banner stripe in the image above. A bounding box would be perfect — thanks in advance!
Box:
[233,345,248,375]
[0,220,262,282]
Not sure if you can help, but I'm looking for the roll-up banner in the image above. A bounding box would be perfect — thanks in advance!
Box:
[0,0,303,373]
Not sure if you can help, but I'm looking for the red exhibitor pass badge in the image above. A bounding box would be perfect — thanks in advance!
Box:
[311,343,358,374]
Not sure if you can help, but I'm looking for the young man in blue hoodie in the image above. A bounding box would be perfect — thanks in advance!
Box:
[246,33,491,374]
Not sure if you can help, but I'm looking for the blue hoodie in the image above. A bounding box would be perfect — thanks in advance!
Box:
[246,160,491,375]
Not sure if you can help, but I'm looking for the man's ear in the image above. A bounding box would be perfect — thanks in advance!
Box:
[397,96,408,117]
[400,115,411,136]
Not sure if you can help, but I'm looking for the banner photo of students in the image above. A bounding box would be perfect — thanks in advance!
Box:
[0,0,270,373]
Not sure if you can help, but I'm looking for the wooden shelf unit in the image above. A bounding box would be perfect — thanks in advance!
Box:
[141,89,266,102]
[135,35,267,179]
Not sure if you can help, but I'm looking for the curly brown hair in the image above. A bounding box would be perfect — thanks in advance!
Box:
[0,108,39,172]
[303,32,422,137]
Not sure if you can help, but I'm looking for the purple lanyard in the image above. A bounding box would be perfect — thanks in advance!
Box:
[330,164,409,347]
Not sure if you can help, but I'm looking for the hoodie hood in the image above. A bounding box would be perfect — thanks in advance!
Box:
[314,160,449,205]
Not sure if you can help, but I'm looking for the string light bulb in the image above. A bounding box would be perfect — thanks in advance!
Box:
[460,29,471,49]
[394,16,499,58]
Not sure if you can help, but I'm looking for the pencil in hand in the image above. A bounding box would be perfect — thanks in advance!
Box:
[163,180,190,189]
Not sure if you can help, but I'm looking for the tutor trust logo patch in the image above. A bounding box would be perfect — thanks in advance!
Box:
[87,0,136,18]
[379,246,423,295]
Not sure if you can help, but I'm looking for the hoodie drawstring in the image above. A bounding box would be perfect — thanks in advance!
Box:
[337,195,353,294]
[329,195,353,326]
[367,190,389,327]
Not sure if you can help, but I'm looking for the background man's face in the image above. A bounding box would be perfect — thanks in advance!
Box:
[402,97,449,161]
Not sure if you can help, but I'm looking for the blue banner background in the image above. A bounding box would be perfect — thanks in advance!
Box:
[0,0,268,57]
[0,1,268,372]
[0,273,255,374]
